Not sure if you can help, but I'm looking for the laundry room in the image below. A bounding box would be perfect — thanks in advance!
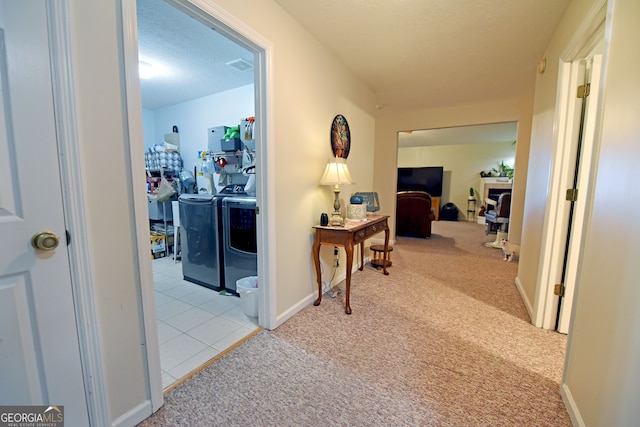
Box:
[137,0,260,389]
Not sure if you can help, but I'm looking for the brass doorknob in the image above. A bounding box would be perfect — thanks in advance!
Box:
[31,231,60,251]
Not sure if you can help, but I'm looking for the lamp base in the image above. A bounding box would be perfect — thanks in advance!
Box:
[329,210,344,227]
[328,186,344,226]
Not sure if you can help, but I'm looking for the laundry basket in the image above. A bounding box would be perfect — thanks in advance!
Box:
[236,276,259,317]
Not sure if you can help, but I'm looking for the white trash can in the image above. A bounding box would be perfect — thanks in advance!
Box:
[236,276,259,317]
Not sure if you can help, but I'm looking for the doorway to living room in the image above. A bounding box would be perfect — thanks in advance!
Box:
[396,122,517,235]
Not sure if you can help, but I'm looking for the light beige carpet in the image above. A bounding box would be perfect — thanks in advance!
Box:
[140,221,570,426]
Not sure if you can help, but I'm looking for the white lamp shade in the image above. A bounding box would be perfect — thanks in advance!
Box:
[319,157,354,186]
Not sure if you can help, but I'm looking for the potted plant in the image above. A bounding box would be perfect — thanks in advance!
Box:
[492,161,514,179]
[468,187,476,200]
[500,161,514,179]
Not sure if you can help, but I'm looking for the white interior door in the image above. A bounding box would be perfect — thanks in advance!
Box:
[556,54,603,333]
[0,1,89,424]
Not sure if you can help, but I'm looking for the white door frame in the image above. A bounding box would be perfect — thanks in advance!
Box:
[556,54,603,334]
[47,1,111,425]
[532,0,607,330]
[120,0,276,409]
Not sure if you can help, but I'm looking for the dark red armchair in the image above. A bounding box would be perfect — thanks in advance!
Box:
[396,191,436,238]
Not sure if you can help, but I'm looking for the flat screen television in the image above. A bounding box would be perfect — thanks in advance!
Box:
[397,166,444,197]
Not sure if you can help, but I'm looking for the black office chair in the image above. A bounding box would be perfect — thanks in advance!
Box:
[484,192,511,234]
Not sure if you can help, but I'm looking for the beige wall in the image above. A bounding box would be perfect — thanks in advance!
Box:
[206,0,377,316]
[516,0,605,312]
[67,0,377,421]
[374,97,534,244]
[69,0,149,421]
[67,0,640,424]
[398,142,516,226]
[562,0,640,424]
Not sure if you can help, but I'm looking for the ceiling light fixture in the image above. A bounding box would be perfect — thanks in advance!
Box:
[138,61,156,79]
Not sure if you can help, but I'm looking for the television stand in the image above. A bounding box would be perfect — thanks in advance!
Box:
[431,197,440,220]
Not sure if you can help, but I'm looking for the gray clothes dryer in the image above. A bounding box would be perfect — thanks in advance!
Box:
[178,193,223,290]
[221,196,257,293]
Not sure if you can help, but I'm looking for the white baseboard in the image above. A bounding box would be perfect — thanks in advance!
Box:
[515,276,534,321]
[275,256,373,329]
[112,400,153,427]
[560,383,585,427]
[275,292,315,329]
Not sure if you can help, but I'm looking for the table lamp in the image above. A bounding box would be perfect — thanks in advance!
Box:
[319,157,354,226]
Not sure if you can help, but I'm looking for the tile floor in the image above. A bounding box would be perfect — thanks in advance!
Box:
[152,255,259,390]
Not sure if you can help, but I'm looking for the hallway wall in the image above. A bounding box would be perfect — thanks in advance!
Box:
[562,0,640,424]
[374,97,533,245]
[66,0,377,422]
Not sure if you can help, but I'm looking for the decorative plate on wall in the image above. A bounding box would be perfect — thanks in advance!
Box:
[330,114,351,159]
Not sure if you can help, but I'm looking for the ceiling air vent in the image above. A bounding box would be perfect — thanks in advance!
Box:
[226,58,253,72]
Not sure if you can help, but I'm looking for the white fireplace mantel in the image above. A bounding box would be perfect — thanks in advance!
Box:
[477,177,512,225]
[479,177,512,205]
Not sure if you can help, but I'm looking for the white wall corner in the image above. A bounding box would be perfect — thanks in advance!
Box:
[515,276,535,322]
[560,383,586,427]
[111,401,153,427]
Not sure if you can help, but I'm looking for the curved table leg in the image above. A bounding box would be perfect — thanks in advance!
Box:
[344,241,354,314]
[382,227,390,276]
[312,235,323,306]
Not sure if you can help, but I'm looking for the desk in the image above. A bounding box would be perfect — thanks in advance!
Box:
[312,215,390,314]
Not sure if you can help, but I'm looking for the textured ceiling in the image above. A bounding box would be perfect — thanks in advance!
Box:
[273,0,571,111]
[137,0,570,119]
[136,0,253,110]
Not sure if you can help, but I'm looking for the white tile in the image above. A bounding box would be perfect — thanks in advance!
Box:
[187,317,243,346]
[177,286,219,306]
[160,266,183,281]
[198,294,241,315]
[157,321,182,344]
[245,316,259,329]
[167,346,221,380]
[154,291,174,308]
[152,258,260,390]
[211,326,259,352]
[153,277,183,293]
[164,307,216,332]
[152,257,184,282]
[161,371,177,389]
[156,298,192,321]
[162,281,203,299]
[159,334,208,370]
[219,305,256,327]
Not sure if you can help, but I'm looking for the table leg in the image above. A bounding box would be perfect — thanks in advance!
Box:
[382,227,390,276]
[359,242,364,271]
[344,241,354,314]
[312,235,323,306]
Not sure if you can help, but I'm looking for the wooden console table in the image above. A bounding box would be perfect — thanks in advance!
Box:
[312,215,390,314]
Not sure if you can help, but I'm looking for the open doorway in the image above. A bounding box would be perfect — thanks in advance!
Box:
[396,122,517,234]
[129,0,267,391]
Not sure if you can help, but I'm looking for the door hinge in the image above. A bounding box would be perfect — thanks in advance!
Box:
[566,188,579,202]
[577,83,591,98]
[66,230,71,246]
[554,283,565,297]
[256,206,259,214]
